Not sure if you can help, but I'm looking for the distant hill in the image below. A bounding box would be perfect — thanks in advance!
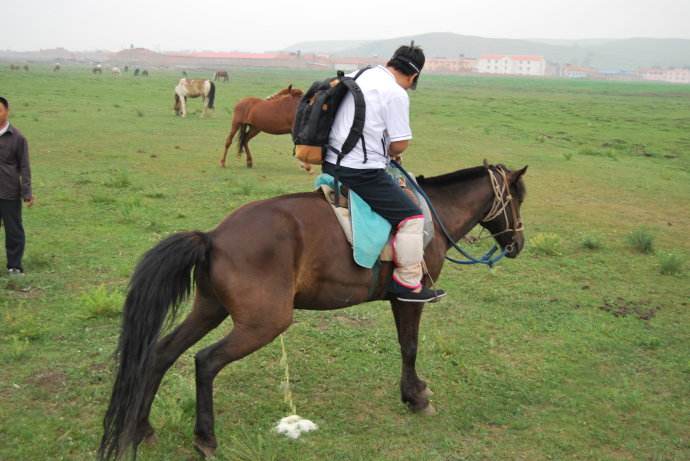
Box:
[285,32,690,70]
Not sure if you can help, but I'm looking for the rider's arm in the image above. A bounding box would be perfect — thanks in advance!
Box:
[384,91,412,161]
[389,140,409,160]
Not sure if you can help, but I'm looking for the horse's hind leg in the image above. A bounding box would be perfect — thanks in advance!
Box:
[242,127,260,168]
[220,121,240,167]
[193,301,293,457]
[134,293,228,445]
[391,300,434,414]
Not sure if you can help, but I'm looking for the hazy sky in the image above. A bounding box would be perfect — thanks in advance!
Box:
[4,0,690,52]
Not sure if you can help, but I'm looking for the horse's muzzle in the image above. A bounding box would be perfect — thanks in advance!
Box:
[504,236,524,258]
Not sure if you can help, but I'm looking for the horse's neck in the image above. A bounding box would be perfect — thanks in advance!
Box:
[423,176,494,245]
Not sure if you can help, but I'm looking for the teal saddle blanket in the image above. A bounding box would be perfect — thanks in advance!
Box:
[314,171,432,269]
[315,173,391,269]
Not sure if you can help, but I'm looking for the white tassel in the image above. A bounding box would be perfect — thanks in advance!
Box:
[275,415,318,439]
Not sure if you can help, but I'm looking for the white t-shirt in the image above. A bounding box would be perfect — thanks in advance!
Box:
[325,65,412,169]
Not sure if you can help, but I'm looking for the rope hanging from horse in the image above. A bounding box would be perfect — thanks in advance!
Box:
[274,335,318,439]
[390,160,519,267]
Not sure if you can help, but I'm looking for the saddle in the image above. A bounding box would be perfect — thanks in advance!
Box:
[316,169,434,268]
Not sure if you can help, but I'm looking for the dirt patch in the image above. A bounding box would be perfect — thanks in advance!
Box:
[25,370,68,393]
[600,298,660,321]
[333,313,375,328]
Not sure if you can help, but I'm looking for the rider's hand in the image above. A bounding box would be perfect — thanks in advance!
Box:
[24,196,35,208]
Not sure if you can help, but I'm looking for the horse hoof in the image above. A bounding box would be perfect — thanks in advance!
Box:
[419,403,437,416]
[193,438,216,459]
[421,387,434,398]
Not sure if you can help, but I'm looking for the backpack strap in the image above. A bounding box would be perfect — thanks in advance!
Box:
[330,66,371,206]
[339,68,369,157]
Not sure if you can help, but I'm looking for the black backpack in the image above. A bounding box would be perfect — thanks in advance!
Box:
[292,67,370,166]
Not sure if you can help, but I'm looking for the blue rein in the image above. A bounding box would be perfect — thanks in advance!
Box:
[389,160,508,268]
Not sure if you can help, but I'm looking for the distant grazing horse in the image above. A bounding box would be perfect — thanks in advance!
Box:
[97,161,528,460]
[133,68,140,76]
[220,85,303,168]
[23,65,29,71]
[112,67,121,76]
[182,70,188,77]
[53,63,61,72]
[214,70,229,82]
[174,78,216,117]
[141,70,149,77]
[10,64,20,71]
[93,64,103,74]
[124,65,129,72]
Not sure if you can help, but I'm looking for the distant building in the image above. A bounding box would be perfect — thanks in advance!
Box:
[637,67,690,84]
[477,54,546,76]
[561,64,600,79]
[330,56,383,71]
[424,57,477,74]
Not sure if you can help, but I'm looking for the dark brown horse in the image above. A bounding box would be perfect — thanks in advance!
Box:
[214,70,229,82]
[98,163,527,460]
[220,85,303,169]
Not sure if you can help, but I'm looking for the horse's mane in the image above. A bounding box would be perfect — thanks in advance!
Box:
[266,87,303,100]
[417,164,527,201]
[416,165,488,186]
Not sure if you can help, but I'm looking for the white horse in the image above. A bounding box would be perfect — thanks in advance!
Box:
[173,78,216,117]
[112,67,121,76]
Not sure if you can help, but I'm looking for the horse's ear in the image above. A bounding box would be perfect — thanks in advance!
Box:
[288,84,292,91]
[511,165,528,182]
[483,159,490,169]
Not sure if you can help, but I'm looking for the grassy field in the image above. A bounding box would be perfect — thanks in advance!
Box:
[0,65,689,461]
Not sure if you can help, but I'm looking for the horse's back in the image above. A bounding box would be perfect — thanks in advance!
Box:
[208,191,376,308]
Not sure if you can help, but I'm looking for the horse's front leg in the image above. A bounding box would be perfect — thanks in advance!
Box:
[391,300,435,414]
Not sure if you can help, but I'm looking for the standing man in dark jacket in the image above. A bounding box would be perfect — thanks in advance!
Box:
[0,96,33,275]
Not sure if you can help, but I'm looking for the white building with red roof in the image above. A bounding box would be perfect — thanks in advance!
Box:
[637,67,690,84]
[477,54,546,76]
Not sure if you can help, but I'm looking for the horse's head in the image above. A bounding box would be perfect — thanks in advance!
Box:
[267,85,303,101]
[288,85,304,99]
[478,163,528,258]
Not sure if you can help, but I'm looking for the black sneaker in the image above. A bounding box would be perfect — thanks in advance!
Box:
[388,281,446,303]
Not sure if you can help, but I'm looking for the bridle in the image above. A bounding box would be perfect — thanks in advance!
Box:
[390,160,523,267]
[478,166,524,254]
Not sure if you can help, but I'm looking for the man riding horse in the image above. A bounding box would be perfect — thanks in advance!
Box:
[322,43,445,303]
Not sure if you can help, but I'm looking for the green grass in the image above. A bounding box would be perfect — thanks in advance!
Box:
[658,253,684,276]
[1,66,689,461]
[581,234,603,250]
[626,227,655,254]
[528,232,563,256]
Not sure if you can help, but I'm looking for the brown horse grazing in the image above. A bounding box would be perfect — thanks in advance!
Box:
[214,70,229,82]
[98,162,527,460]
[220,85,303,169]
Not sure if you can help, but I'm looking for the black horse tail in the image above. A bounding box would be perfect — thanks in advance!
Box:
[207,81,216,109]
[237,123,249,154]
[98,231,213,461]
